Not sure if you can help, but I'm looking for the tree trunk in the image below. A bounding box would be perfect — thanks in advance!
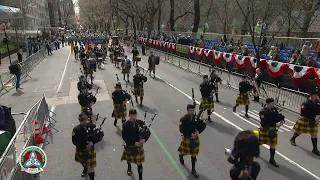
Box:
[132,17,137,41]
[301,11,313,36]
[57,0,62,27]
[192,0,200,36]
[157,0,162,32]
[170,0,175,31]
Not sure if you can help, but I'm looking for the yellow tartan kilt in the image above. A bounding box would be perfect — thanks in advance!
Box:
[293,117,318,136]
[134,87,144,97]
[178,137,200,156]
[112,103,127,119]
[258,128,278,146]
[84,68,93,75]
[122,68,131,74]
[75,147,97,169]
[199,98,214,111]
[148,65,155,71]
[236,93,250,105]
[121,146,145,165]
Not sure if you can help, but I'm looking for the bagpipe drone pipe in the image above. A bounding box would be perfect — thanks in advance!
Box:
[191,88,207,133]
[139,111,157,142]
[86,114,107,144]
[115,74,132,102]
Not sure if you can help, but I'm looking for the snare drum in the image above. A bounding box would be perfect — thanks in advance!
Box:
[86,58,97,70]
[136,56,141,62]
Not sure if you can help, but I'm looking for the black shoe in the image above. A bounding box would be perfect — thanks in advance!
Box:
[127,169,132,176]
[216,99,220,103]
[269,159,279,168]
[312,149,320,156]
[140,103,143,107]
[207,116,212,123]
[233,107,236,113]
[81,172,87,178]
[179,156,184,165]
[114,119,117,126]
[191,170,199,178]
[290,138,297,146]
[245,114,250,118]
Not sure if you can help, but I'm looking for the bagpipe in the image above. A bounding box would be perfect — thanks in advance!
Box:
[86,114,107,144]
[116,74,132,103]
[139,111,157,142]
[191,88,207,133]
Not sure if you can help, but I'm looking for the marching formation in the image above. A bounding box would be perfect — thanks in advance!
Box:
[68,34,320,180]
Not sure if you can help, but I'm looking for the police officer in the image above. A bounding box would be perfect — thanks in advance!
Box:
[148,52,156,78]
[233,75,253,118]
[290,91,320,156]
[72,114,97,180]
[133,68,147,107]
[228,130,261,180]
[209,69,222,102]
[77,75,92,92]
[132,47,140,67]
[78,86,97,119]
[178,104,206,178]
[197,75,214,122]
[121,109,146,180]
[258,98,285,167]
[112,83,128,126]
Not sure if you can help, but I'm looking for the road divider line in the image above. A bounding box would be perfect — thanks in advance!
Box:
[138,64,320,180]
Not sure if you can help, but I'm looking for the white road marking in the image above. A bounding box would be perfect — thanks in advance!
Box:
[138,64,320,180]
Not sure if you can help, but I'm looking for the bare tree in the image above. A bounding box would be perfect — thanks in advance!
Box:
[169,0,193,31]
[300,0,320,35]
[192,0,200,34]
[211,0,237,34]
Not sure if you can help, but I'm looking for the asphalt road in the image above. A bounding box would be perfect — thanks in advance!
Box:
[28,46,320,180]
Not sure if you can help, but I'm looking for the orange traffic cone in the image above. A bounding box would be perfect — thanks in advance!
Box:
[42,123,51,134]
[34,120,44,144]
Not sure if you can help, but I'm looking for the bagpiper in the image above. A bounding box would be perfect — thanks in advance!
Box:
[178,104,206,178]
[77,75,92,92]
[148,52,157,78]
[133,68,147,107]
[290,91,320,156]
[121,109,146,180]
[209,69,222,102]
[197,75,215,122]
[253,68,263,102]
[72,114,97,180]
[78,86,97,120]
[112,83,129,126]
[132,47,140,67]
[257,98,285,167]
[121,55,132,81]
[233,75,253,118]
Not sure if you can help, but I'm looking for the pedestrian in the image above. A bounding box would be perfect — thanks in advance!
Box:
[17,49,23,63]
[8,61,22,92]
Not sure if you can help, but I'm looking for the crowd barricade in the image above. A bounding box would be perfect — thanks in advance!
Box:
[147,47,308,113]
[0,44,52,94]
[0,93,56,180]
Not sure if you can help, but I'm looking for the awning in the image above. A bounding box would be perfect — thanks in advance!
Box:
[0,5,22,20]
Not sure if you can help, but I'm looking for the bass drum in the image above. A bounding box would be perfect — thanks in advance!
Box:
[86,58,97,71]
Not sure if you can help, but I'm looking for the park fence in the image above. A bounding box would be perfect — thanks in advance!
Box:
[142,46,308,114]
[0,93,56,180]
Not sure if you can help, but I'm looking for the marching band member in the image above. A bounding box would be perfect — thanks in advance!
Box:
[178,104,206,178]
[290,91,320,156]
[233,75,253,118]
[121,109,146,180]
[112,83,128,126]
[114,46,121,68]
[228,130,261,180]
[78,86,97,118]
[209,70,222,102]
[253,68,263,102]
[77,75,92,92]
[148,52,156,78]
[258,98,285,167]
[82,59,94,84]
[72,114,97,180]
[132,47,140,67]
[121,55,132,81]
[133,68,147,107]
[197,75,214,122]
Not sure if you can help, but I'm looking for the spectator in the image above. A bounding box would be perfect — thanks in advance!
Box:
[233,46,241,54]
[306,56,317,67]
[289,54,297,64]
[295,54,305,66]
[230,38,234,45]
[289,50,295,58]
[199,35,204,48]
[17,49,23,63]
[272,48,280,61]
[8,61,22,92]
[315,40,320,58]
[242,45,249,56]
[227,44,234,53]
[221,35,228,44]
[301,41,312,57]
[268,46,275,56]
[279,42,285,50]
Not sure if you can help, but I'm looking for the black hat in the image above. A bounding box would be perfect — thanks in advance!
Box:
[78,113,87,121]
[115,83,122,89]
[81,86,87,90]
[310,91,319,96]
[136,68,140,72]
[203,75,208,79]
[266,98,275,104]
[129,109,137,115]
[187,104,195,110]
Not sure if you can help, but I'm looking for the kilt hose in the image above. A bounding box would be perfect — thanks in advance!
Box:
[134,87,144,97]
[121,146,145,165]
[293,117,318,136]
[148,65,155,71]
[258,128,278,147]
[112,103,127,119]
[236,93,250,105]
[199,97,214,111]
[122,68,131,74]
[178,137,200,157]
[75,147,97,169]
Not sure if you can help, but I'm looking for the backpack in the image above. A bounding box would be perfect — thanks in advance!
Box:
[1,105,16,138]
[9,64,19,74]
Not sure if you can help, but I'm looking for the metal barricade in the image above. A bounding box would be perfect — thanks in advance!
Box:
[0,94,53,180]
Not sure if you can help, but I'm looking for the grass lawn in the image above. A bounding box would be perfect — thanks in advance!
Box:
[0,44,17,54]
